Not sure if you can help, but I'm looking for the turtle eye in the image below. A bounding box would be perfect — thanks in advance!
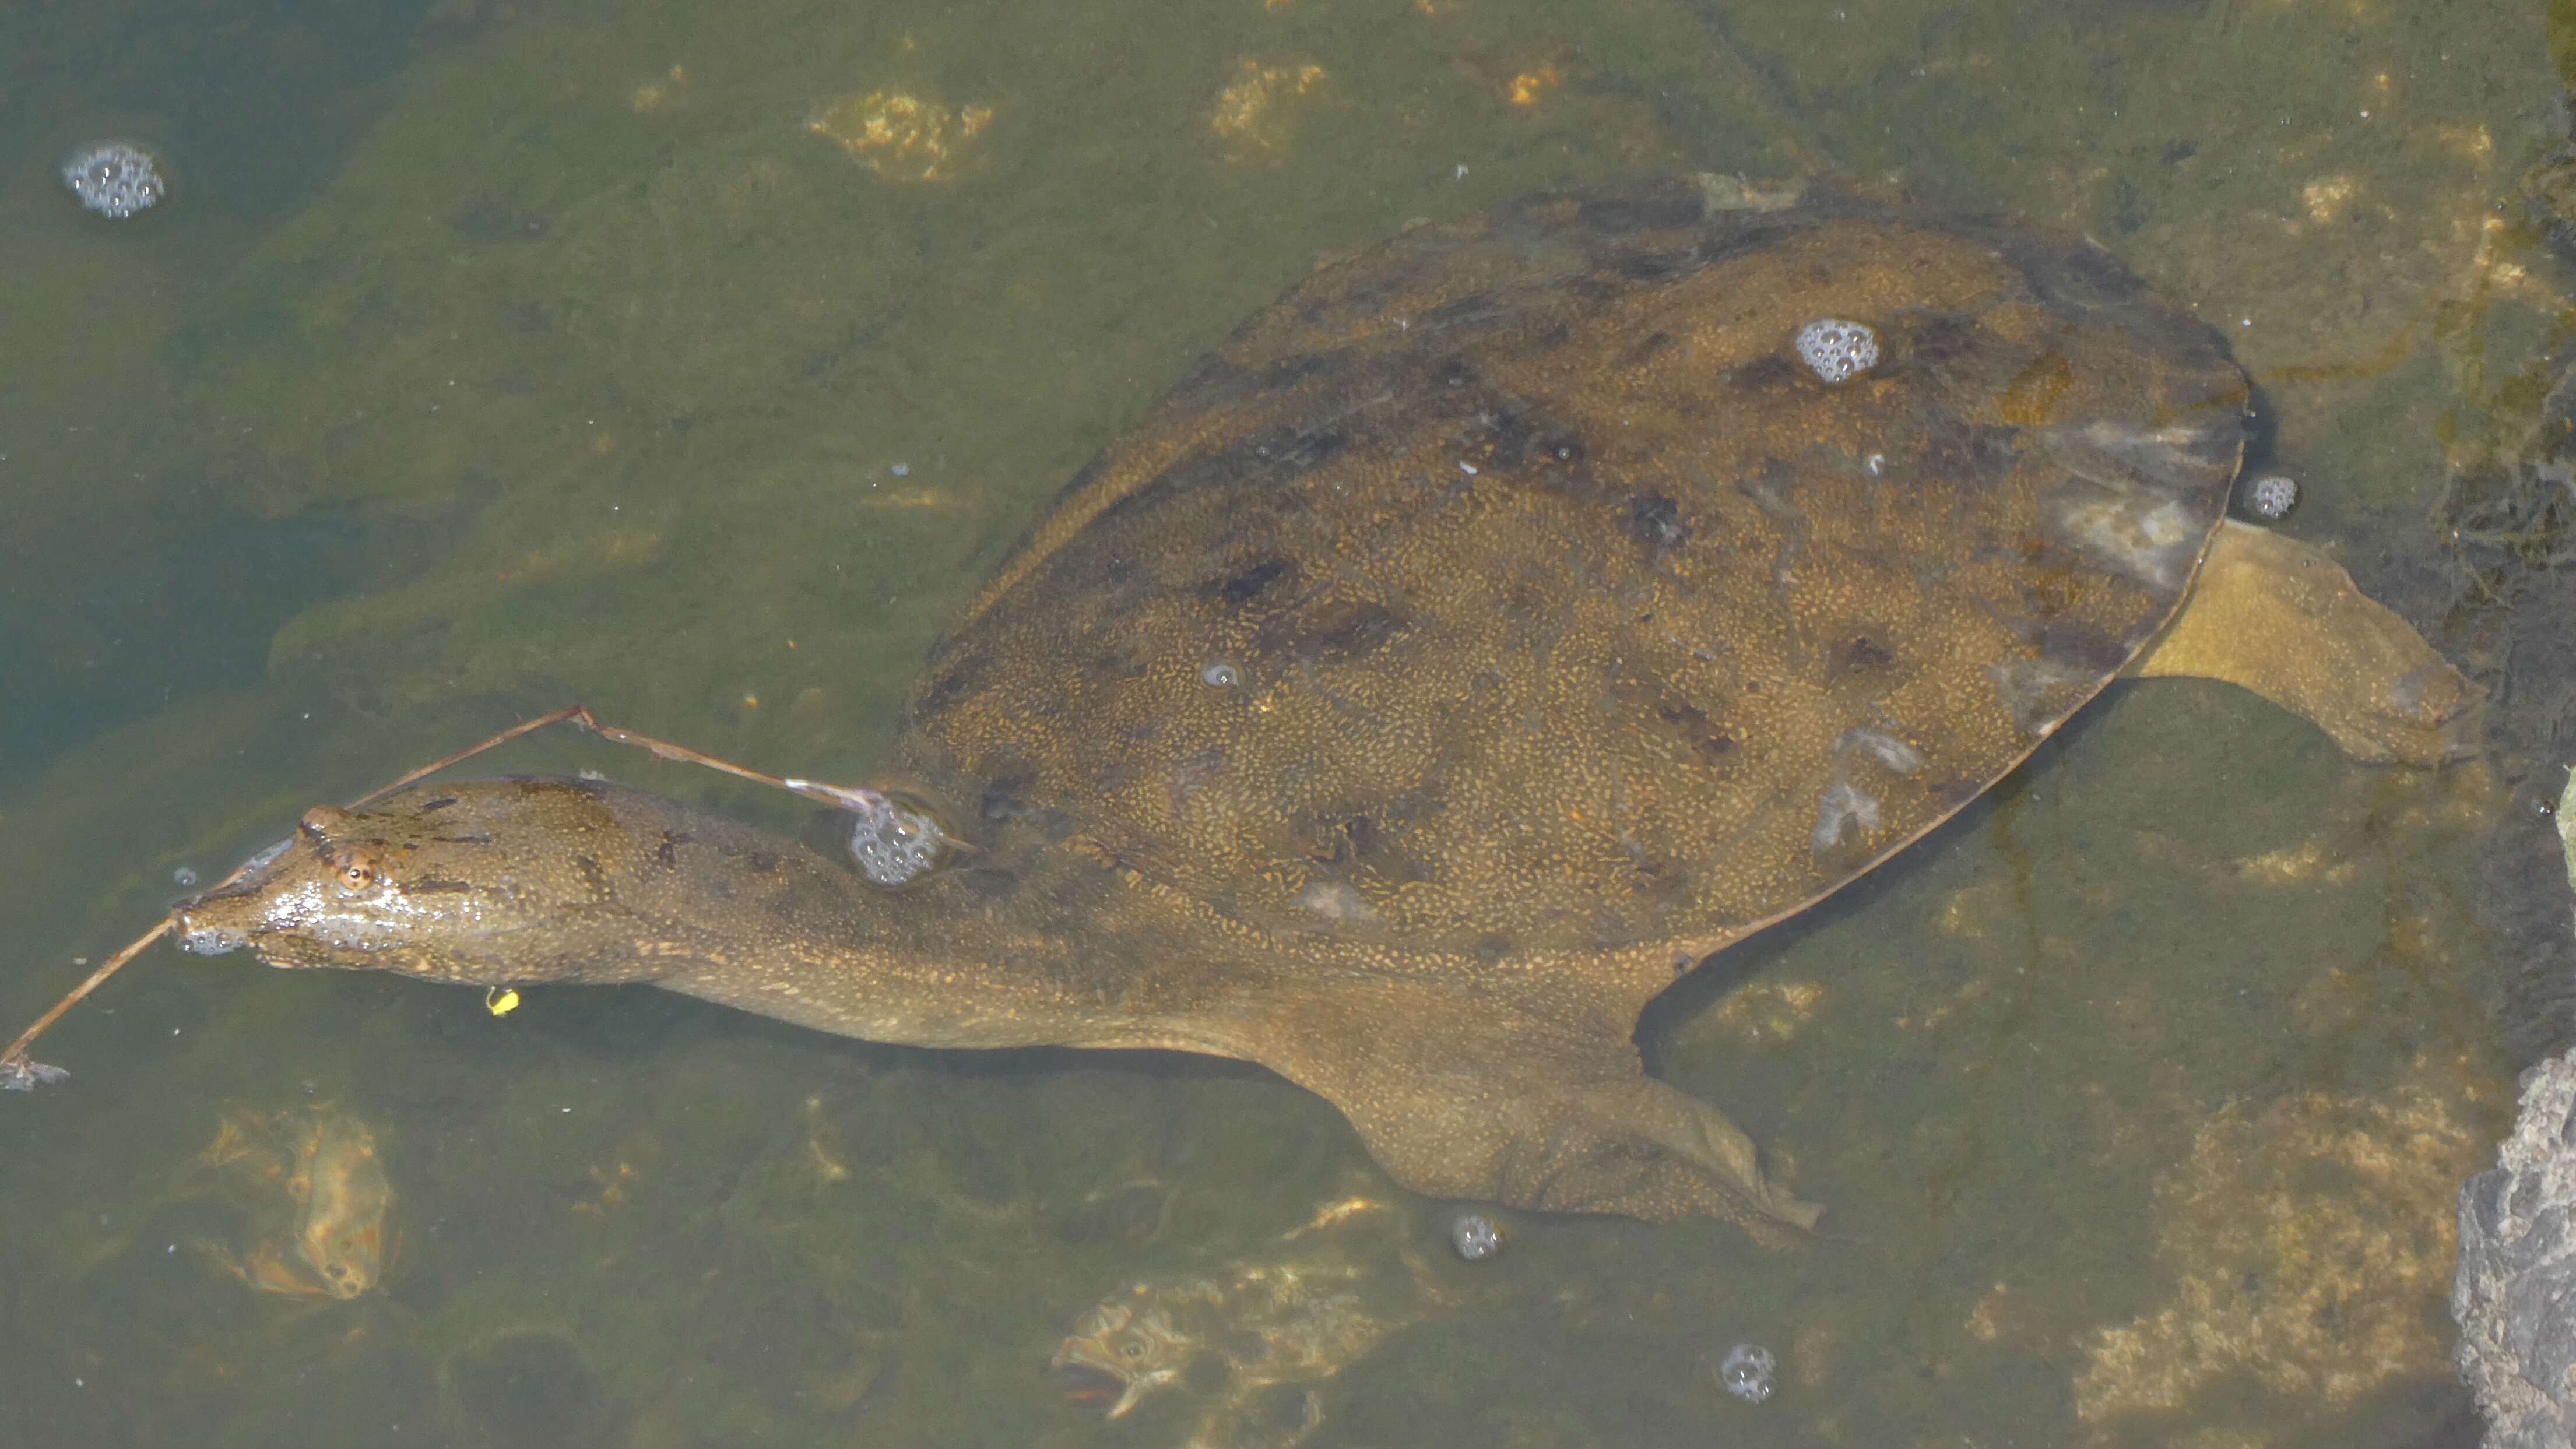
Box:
[325,849,379,893]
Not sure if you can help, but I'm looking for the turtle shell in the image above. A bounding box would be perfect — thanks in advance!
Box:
[895,177,2246,966]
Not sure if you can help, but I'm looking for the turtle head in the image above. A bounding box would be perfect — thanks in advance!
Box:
[1050,1295,1194,1420]
[173,778,698,987]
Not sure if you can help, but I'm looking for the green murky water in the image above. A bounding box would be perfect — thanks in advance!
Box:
[1,0,2566,1443]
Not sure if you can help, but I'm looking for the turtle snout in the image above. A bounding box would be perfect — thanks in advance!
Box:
[173,898,252,956]
[172,835,300,956]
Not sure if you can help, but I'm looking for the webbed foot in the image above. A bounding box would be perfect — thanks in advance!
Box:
[1484,1074,1823,1242]
[1281,1001,1822,1243]
[2129,519,2482,764]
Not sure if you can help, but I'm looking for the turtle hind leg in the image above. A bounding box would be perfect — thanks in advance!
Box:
[1253,982,1821,1243]
[1491,1072,1825,1241]
[1355,1060,1821,1244]
[2128,519,2484,765]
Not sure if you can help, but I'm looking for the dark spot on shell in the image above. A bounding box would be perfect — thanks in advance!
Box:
[1623,494,1690,553]
[1730,354,1802,391]
[1295,812,1429,882]
[1651,694,1736,765]
[1616,330,1677,368]
[417,796,458,814]
[431,833,493,846]
[1900,312,1982,368]
[1497,578,1552,619]
[1437,355,1477,389]
[1358,815,1435,881]
[959,866,1021,902]
[1472,933,1513,965]
[2036,621,2133,676]
[1839,635,1895,673]
[1209,558,1292,606]
[1084,643,1152,680]
[655,831,684,869]
[406,879,473,894]
[980,775,1036,821]
[1258,598,1406,664]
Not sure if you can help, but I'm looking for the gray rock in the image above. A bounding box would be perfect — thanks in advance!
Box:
[2454,1047,2576,1448]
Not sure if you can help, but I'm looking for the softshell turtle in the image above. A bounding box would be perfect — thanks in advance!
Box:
[1050,1186,1477,1446]
[187,1102,392,1300]
[168,176,2478,1239]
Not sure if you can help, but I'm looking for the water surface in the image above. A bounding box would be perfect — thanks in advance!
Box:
[1,0,2565,1443]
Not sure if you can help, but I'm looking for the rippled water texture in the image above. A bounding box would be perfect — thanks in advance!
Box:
[1,0,2568,1444]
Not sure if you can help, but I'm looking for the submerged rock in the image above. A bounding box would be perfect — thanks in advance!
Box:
[2559,767,2576,911]
[2075,1064,2482,1429]
[2453,1047,2576,1449]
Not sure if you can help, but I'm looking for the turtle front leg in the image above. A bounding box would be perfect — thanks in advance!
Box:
[1338,1059,1823,1244]
[2127,519,2482,765]
[1256,982,1822,1243]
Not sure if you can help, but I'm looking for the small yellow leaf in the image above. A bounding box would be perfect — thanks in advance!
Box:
[484,987,521,1018]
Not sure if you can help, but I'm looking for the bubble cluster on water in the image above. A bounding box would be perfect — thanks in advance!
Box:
[60,141,166,219]
[1448,1211,1504,1261]
[846,796,947,888]
[1794,317,1878,385]
[171,866,199,888]
[2240,472,2299,520]
[0,1059,69,1091]
[1718,1342,1776,1402]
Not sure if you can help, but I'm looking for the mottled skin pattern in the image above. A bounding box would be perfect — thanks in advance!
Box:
[174,179,2478,1240]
